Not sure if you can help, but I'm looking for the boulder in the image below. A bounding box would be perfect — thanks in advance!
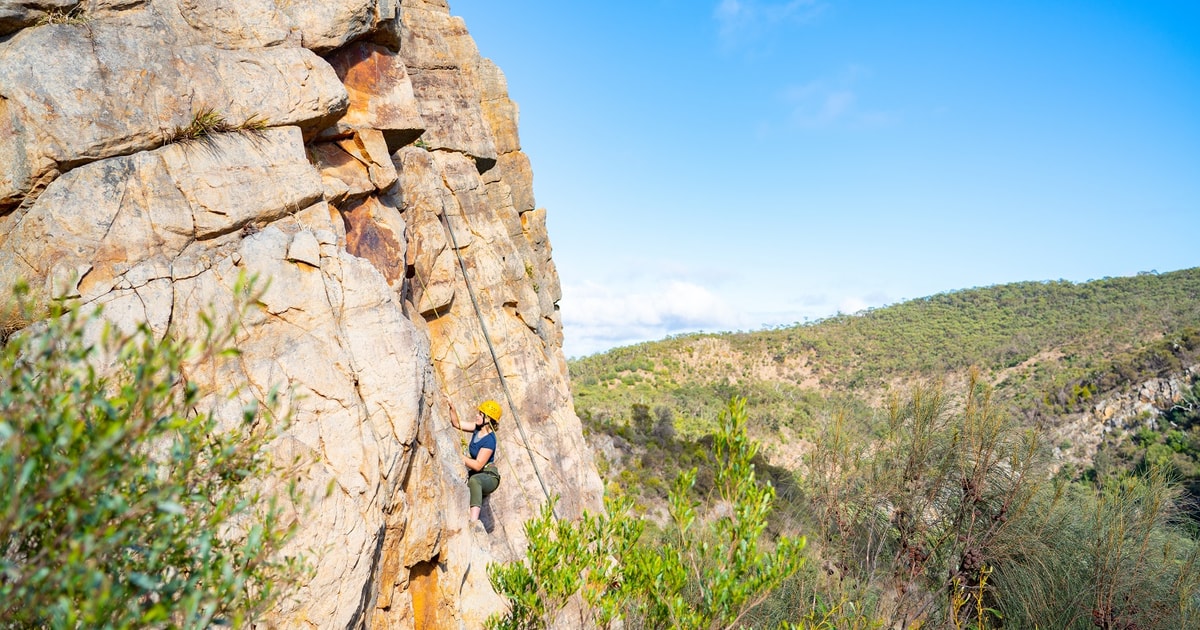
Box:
[343,194,407,290]
[278,0,377,53]
[0,126,321,308]
[311,140,378,204]
[398,2,497,170]
[167,0,290,48]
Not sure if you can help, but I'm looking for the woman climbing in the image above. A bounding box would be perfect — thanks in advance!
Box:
[448,399,502,522]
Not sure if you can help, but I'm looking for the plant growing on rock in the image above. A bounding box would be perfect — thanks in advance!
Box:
[169,108,271,145]
[35,5,90,26]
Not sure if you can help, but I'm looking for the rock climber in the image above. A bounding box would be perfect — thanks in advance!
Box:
[448,399,502,522]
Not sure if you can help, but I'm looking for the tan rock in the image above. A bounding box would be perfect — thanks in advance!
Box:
[167,225,442,628]
[0,2,602,627]
[477,59,520,155]
[311,141,376,204]
[496,151,536,214]
[396,0,462,69]
[336,128,399,191]
[0,126,320,306]
[287,229,322,267]
[0,10,346,210]
[393,147,459,317]
[170,0,290,48]
[279,0,377,53]
[343,194,407,290]
[398,3,497,169]
[521,208,565,348]
[401,149,602,520]
[326,41,425,151]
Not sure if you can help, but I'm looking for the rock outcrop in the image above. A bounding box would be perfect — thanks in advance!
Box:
[0,1,602,627]
[1049,365,1200,468]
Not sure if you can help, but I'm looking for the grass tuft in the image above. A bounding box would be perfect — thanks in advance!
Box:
[169,108,271,145]
[239,114,272,132]
[36,6,90,26]
[172,108,235,144]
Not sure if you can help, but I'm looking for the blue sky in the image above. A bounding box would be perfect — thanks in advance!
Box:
[449,1,1200,358]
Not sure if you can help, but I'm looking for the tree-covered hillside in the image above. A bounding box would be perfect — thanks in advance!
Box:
[571,268,1200,435]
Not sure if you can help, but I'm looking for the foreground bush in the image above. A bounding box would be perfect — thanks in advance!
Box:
[487,397,806,629]
[804,374,1200,629]
[0,284,303,628]
[991,468,1200,629]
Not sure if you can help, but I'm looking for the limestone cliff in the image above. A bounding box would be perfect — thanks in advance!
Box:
[0,1,603,627]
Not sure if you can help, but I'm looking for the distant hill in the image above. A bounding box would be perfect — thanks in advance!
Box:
[573,268,1199,414]
[570,268,1200,503]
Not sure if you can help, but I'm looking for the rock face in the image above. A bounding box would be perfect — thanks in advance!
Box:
[0,1,602,627]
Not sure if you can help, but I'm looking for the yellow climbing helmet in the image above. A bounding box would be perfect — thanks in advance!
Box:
[478,400,502,423]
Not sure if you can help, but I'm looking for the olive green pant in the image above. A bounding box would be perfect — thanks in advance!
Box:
[468,470,499,508]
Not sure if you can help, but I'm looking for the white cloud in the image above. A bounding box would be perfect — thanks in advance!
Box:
[558,269,899,357]
[784,64,895,129]
[787,82,856,126]
[714,0,828,47]
[838,295,869,314]
[560,279,743,357]
[716,0,744,21]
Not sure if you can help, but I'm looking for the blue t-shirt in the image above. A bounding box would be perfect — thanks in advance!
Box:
[470,430,497,467]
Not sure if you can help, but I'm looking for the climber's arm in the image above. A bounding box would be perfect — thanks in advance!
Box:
[448,402,477,432]
[463,447,493,472]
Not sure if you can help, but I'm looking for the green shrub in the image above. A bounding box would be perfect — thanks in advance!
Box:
[486,497,642,630]
[0,282,304,628]
[623,398,806,629]
[1166,430,1189,454]
[488,398,806,629]
[991,469,1200,629]
[805,373,1046,628]
[1134,427,1160,447]
[801,375,1200,629]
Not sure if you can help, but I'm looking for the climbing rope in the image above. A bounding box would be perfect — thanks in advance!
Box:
[436,201,556,511]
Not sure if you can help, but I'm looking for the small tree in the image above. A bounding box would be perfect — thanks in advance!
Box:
[805,373,1045,628]
[0,283,304,628]
[628,396,807,629]
[991,467,1200,629]
[486,497,643,630]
